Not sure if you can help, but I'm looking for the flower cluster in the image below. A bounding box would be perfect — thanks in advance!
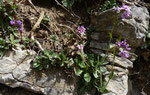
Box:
[77,44,83,50]
[10,20,23,32]
[116,40,131,58]
[115,3,131,19]
[78,26,86,36]
[78,26,86,33]
[77,26,86,50]
[121,3,131,19]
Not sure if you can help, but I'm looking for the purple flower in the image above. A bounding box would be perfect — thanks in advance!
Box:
[78,26,86,33]
[121,3,129,10]
[125,44,131,50]
[119,50,129,58]
[121,13,126,19]
[121,3,131,19]
[116,41,121,47]
[121,11,130,19]
[77,44,83,50]
[121,40,131,50]
[16,20,22,28]
[115,6,119,12]
[10,20,16,26]
[18,27,23,33]
[121,40,127,46]
[117,40,131,50]
[116,40,131,59]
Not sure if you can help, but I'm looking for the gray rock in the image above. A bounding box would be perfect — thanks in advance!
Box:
[0,49,78,95]
[91,49,133,68]
[106,54,133,68]
[90,41,115,51]
[89,6,149,94]
[0,83,41,95]
[91,6,149,47]
[89,6,149,95]
[0,58,17,73]
[106,65,127,73]
[91,48,131,95]
[103,74,129,95]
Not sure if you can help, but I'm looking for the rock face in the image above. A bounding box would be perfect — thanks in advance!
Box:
[91,49,133,95]
[0,83,41,95]
[91,6,149,48]
[90,5,149,95]
[0,5,148,95]
[103,74,128,95]
[0,49,77,95]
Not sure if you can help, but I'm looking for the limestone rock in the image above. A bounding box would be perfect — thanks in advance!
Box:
[103,74,129,95]
[90,41,115,51]
[91,6,149,47]
[0,58,17,73]
[0,83,41,95]
[0,49,78,95]
[91,49,133,68]
[89,6,148,95]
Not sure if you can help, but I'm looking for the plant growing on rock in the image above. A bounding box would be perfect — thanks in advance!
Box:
[33,25,120,94]
[0,1,34,55]
[0,1,20,55]
[18,1,133,95]
[74,47,109,94]
[100,0,118,11]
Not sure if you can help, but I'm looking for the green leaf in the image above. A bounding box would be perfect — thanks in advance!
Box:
[93,69,99,78]
[101,62,109,65]
[100,66,107,73]
[14,39,20,43]
[11,5,17,9]
[109,70,114,79]
[60,62,64,67]
[4,46,9,50]
[89,59,94,67]
[78,62,86,68]
[39,65,43,71]
[84,72,91,83]
[97,56,100,65]
[62,53,66,60]
[57,55,61,60]
[43,49,49,55]
[100,55,107,65]
[74,57,86,68]
[75,68,83,76]
[62,0,73,9]
[147,33,150,39]
[33,62,40,68]
[43,50,55,60]
[99,87,109,93]
[10,34,14,42]
[13,31,18,37]
[78,52,86,61]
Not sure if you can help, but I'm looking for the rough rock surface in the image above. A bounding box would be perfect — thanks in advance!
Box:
[103,74,128,95]
[0,49,96,95]
[0,49,77,95]
[90,6,149,47]
[90,5,149,95]
[0,83,42,95]
[90,49,133,95]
